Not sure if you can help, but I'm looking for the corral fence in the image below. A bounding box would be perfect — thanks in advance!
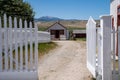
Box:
[0,14,38,80]
[87,15,120,80]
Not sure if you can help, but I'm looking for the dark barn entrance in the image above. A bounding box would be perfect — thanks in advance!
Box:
[55,30,60,38]
[50,30,64,39]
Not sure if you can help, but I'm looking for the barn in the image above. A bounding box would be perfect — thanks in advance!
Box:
[111,0,120,55]
[46,22,69,40]
[73,30,86,38]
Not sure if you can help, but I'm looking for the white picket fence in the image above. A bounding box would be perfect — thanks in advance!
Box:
[86,15,120,80]
[0,14,38,80]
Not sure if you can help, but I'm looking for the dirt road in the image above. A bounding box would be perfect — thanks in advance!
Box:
[38,41,92,80]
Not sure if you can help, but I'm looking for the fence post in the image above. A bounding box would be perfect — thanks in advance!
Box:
[30,22,33,70]
[34,23,38,71]
[86,16,96,78]
[4,14,8,71]
[19,18,23,70]
[100,15,112,80]
[14,17,18,71]
[24,20,28,70]
[0,17,2,71]
[9,16,13,71]
[118,27,120,75]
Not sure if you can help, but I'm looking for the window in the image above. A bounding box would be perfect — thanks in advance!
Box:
[59,30,64,35]
[51,30,55,35]
[118,5,120,14]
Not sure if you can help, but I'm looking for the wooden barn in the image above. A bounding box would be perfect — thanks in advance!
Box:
[73,30,86,38]
[46,22,69,40]
[111,0,120,55]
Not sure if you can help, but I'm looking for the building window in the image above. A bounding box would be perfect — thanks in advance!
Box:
[118,8,120,13]
[59,30,64,35]
[117,5,120,26]
[51,30,55,35]
[118,5,120,14]
[112,17,114,28]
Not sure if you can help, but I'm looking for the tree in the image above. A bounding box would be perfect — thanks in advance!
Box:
[0,0,35,21]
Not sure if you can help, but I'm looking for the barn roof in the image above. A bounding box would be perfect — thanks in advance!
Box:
[73,30,86,34]
[46,21,67,30]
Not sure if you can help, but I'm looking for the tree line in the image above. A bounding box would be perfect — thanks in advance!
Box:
[0,0,35,25]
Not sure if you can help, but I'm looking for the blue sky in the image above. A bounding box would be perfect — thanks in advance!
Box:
[24,0,110,20]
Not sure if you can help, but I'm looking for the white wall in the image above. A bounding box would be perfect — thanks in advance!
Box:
[110,0,120,29]
[1,29,51,44]
[37,31,51,43]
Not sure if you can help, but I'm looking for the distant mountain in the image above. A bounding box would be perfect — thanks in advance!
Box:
[35,16,63,22]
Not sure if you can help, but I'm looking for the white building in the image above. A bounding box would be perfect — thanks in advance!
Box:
[46,22,69,40]
[110,0,120,55]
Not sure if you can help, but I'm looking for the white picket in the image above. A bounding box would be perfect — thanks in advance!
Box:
[30,22,33,70]
[24,20,28,70]
[97,28,102,75]
[14,17,18,70]
[35,23,38,70]
[112,27,116,80]
[4,14,8,71]
[100,16,112,80]
[86,16,96,78]
[19,19,23,70]
[9,16,13,71]
[0,17,2,71]
[118,27,120,75]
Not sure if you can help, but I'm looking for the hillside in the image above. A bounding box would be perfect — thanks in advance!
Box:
[35,16,99,31]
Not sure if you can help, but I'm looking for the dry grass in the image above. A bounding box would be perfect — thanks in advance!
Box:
[36,20,88,30]
[36,20,100,31]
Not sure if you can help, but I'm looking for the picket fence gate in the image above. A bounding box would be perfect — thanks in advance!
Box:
[87,15,120,80]
[0,14,38,80]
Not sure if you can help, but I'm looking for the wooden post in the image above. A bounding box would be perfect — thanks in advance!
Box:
[86,16,96,78]
[24,20,28,70]
[30,22,33,70]
[9,16,13,71]
[14,17,18,71]
[113,27,116,80]
[100,15,112,80]
[118,27,120,75]
[35,23,38,71]
[4,14,8,71]
[19,19,23,70]
[0,17,2,71]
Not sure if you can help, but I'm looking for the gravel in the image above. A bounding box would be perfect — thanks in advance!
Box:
[38,41,92,80]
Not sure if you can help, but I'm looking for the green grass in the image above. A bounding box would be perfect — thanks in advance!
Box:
[38,42,57,56]
[38,27,47,31]
[74,38,86,41]
[68,27,86,32]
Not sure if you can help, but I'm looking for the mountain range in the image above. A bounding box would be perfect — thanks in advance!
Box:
[35,16,79,22]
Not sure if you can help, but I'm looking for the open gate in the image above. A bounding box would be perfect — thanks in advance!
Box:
[87,16,113,80]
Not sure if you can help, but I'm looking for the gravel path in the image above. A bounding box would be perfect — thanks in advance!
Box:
[38,41,92,80]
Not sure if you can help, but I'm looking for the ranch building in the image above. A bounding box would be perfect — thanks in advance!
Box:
[111,0,120,55]
[73,30,86,38]
[46,22,69,40]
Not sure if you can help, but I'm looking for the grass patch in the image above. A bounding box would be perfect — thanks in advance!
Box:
[68,27,86,32]
[75,38,86,41]
[38,27,47,31]
[38,42,57,57]
[91,78,96,80]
